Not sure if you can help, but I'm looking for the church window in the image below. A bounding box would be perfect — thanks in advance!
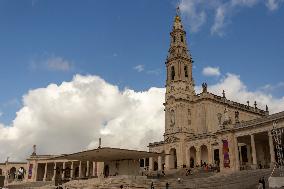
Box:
[173,36,176,42]
[181,35,184,42]
[171,66,175,80]
[184,65,188,77]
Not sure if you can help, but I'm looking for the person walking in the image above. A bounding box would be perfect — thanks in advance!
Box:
[258,178,263,189]
[166,182,169,189]
[261,177,265,189]
[151,181,154,189]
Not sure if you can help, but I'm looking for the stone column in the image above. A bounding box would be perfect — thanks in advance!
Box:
[186,149,190,167]
[25,162,30,182]
[268,131,276,167]
[70,161,74,179]
[43,163,48,181]
[238,146,243,166]
[250,134,257,169]
[52,162,56,181]
[196,147,201,166]
[92,162,96,177]
[149,157,154,171]
[61,162,65,180]
[86,161,90,177]
[208,146,213,165]
[234,137,240,171]
[158,156,162,171]
[219,142,224,171]
[79,161,82,178]
[165,154,170,170]
[33,162,38,181]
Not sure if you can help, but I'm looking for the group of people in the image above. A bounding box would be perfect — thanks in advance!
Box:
[191,161,219,173]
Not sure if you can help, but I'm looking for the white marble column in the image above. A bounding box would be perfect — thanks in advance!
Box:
[250,134,257,169]
[158,156,162,171]
[79,161,82,178]
[70,161,74,179]
[268,131,276,166]
[52,162,56,181]
[43,163,48,181]
[86,161,90,177]
[234,137,240,171]
[149,157,154,171]
[61,162,65,179]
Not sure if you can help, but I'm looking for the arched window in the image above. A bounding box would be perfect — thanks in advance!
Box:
[173,36,176,42]
[181,35,184,42]
[171,66,175,80]
[184,65,188,77]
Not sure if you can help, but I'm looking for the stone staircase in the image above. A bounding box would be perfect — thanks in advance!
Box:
[60,169,272,189]
[5,181,53,188]
[8,169,272,188]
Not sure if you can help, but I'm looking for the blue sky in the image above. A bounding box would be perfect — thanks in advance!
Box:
[0,0,283,125]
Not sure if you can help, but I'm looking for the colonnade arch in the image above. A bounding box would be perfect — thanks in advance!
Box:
[9,167,17,179]
[169,148,177,169]
[200,145,208,165]
[189,146,197,168]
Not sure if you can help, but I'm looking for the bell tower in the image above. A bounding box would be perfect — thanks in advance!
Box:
[164,9,195,142]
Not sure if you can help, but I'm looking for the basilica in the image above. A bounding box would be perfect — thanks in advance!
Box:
[0,11,283,187]
[148,13,284,173]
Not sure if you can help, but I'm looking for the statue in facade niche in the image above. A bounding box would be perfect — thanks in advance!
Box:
[217,113,222,125]
[223,107,232,125]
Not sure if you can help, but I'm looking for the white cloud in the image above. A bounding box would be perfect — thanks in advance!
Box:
[178,0,283,36]
[0,73,283,162]
[211,5,227,36]
[202,66,221,77]
[206,73,284,113]
[266,0,284,10]
[0,75,164,162]
[30,55,73,72]
[146,69,161,75]
[133,65,145,72]
[259,82,284,92]
[179,0,207,32]
[45,56,72,72]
